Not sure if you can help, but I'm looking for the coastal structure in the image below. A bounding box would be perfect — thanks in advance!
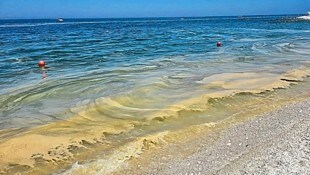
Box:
[297,12,310,20]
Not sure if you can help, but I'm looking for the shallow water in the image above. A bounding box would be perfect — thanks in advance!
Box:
[0,15,310,174]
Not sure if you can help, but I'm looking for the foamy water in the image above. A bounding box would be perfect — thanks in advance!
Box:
[297,12,310,20]
[0,15,309,174]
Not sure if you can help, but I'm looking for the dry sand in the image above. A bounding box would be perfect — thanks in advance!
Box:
[118,100,310,175]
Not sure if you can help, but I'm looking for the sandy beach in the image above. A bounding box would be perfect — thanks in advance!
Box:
[116,99,310,175]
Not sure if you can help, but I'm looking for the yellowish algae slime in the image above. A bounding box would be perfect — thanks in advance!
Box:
[0,66,309,174]
[62,132,169,175]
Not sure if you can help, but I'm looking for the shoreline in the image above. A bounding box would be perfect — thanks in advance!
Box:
[116,99,310,175]
[0,80,309,174]
[1,80,309,174]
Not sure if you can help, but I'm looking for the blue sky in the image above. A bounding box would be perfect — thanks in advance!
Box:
[0,0,309,19]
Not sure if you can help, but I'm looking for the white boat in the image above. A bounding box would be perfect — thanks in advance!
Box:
[57,18,64,22]
[297,12,310,20]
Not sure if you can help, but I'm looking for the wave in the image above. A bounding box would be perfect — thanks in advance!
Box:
[273,43,310,55]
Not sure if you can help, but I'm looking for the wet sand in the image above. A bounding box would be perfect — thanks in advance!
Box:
[117,100,310,175]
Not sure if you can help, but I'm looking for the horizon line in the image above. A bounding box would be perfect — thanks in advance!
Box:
[0,13,304,20]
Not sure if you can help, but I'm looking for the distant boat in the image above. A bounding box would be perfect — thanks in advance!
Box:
[57,18,64,22]
[297,12,310,20]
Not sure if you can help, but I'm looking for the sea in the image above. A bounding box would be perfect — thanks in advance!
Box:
[0,15,309,174]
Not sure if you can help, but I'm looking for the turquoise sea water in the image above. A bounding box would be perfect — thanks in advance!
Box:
[0,15,310,174]
[0,15,310,130]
